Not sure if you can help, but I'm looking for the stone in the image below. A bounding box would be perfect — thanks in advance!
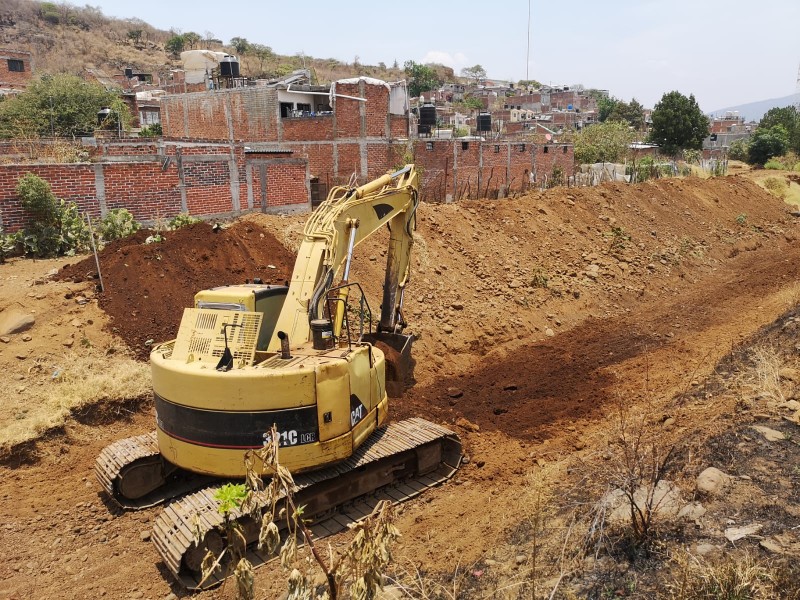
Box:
[781,400,800,411]
[751,425,785,442]
[545,328,555,337]
[724,523,762,543]
[442,324,454,334]
[455,417,480,432]
[678,502,706,521]
[0,336,10,343]
[139,530,150,542]
[759,538,784,554]
[695,543,718,557]
[779,368,800,382]
[0,309,35,337]
[605,480,683,524]
[696,467,730,496]
[447,387,464,399]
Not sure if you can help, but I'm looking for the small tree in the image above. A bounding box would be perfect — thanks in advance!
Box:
[758,106,799,154]
[0,74,131,139]
[126,29,143,45]
[574,121,635,164]
[461,64,487,86]
[165,34,185,56]
[728,138,750,161]
[649,91,709,156]
[229,36,250,55]
[403,61,442,97]
[747,125,789,166]
[183,32,201,50]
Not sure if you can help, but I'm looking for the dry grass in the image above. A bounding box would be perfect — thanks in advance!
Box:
[0,347,150,453]
[663,551,787,600]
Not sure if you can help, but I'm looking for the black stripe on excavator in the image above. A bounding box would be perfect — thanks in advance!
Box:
[373,203,393,220]
[154,394,319,449]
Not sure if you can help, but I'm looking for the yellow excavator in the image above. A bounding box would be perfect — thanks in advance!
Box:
[95,165,462,588]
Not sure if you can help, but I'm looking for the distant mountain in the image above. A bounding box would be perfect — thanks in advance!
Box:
[709,93,800,123]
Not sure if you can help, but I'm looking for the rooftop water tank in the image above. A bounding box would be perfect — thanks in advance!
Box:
[220,55,240,78]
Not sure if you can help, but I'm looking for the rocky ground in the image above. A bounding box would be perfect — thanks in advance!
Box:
[2,169,800,599]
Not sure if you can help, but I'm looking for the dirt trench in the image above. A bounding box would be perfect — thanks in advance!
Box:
[1,174,799,599]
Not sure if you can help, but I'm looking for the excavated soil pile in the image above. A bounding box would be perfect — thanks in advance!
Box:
[57,221,295,359]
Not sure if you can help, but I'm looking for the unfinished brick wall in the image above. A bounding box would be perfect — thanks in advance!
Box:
[0,141,310,233]
[0,49,33,91]
[412,140,575,201]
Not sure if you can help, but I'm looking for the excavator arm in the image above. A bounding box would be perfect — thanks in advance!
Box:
[268,165,419,352]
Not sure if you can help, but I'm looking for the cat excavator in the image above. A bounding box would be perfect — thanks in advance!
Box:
[94,165,462,588]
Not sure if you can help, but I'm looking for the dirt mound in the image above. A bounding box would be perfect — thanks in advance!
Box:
[57,221,295,360]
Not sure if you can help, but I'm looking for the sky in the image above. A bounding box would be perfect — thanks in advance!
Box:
[89,0,800,112]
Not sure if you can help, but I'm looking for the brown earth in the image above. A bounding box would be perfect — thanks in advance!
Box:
[2,173,800,599]
[57,222,296,361]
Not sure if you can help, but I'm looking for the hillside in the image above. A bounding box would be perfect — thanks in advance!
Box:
[3,171,800,598]
[710,91,800,122]
[0,0,454,85]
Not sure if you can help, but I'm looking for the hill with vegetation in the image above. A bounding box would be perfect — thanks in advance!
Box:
[0,0,455,86]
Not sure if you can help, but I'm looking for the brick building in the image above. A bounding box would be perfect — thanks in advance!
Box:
[0,48,33,94]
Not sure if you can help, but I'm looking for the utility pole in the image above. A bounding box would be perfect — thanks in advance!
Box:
[526,0,531,82]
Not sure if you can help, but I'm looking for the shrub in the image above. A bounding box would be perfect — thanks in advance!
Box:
[168,213,202,230]
[727,138,750,162]
[0,226,20,263]
[17,173,90,257]
[97,208,140,242]
[763,176,788,198]
[139,123,162,137]
[764,160,784,170]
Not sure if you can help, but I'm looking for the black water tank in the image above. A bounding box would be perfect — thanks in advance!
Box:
[220,55,240,77]
[419,104,436,127]
[477,112,492,132]
[97,106,112,125]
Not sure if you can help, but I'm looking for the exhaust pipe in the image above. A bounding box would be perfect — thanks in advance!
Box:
[277,331,291,359]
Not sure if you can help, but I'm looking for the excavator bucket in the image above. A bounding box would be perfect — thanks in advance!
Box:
[362,332,415,397]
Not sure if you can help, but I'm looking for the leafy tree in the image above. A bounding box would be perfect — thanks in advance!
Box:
[574,121,636,164]
[649,91,709,156]
[758,106,799,153]
[229,36,250,55]
[461,64,487,85]
[458,96,483,111]
[518,79,542,89]
[39,2,60,24]
[0,74,131,139]
[596,95,618,122]
[183,31,201,50]
[747,125,789,166]
[165,34,185,56]
[404,61,442,98]
[608,98,645,130]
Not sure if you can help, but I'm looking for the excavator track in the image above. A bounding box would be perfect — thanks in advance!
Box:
[151,418,462,589]
[95,432,213,509]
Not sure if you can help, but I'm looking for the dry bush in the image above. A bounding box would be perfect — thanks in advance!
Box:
[762,177,788,198]
[662,551,796,600]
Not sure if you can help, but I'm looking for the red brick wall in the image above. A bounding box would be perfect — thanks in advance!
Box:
[0,141,310,233]
[334,83,362,139]
[266,162,307,207]
[412,140,575,201]
[283,116,334,141]
[102,163,181,220]
[0,165,98,231]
